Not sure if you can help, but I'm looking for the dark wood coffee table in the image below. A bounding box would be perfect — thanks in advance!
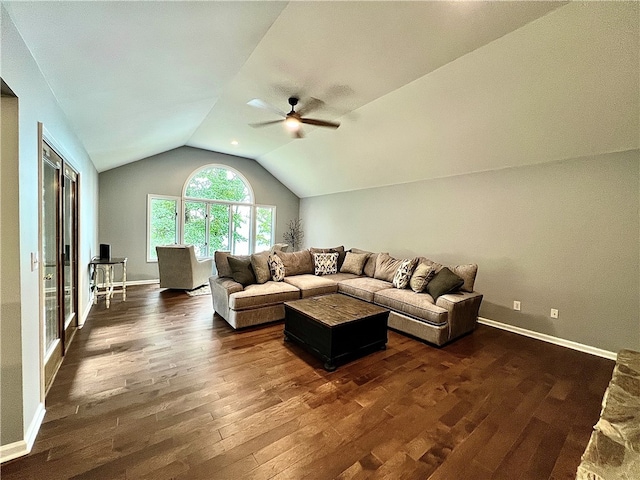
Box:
[283,294,389,371]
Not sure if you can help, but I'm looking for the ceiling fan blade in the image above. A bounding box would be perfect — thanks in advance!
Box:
[247,98,286,117]
[300,118,340,129]
[249,119,284,128]
[297,97,324,116]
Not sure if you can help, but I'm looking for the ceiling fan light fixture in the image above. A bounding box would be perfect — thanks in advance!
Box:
[284,116,301,131]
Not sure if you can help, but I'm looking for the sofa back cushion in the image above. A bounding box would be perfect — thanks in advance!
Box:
[277,250,314,276]
[350,248,380,278]
[414,257,478,292]
[214,251,233,278]
[374,253,406,283]
[451,264,478,293]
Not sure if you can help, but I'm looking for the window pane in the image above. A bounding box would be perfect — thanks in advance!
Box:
[255,207,274,253]
[185,167,251,203]
[232,205,251,255]
[209,203,230,253]
[184,201,207,257]
[150,197,177,260]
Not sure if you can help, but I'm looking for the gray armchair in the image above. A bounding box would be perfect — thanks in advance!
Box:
[156,245,213,290]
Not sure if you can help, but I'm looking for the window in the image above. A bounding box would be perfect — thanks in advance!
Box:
[147,195,179,261]
[255,206,275,253]
[147,166,275,261]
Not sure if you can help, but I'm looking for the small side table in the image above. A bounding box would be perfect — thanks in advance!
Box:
[90,257,127,308]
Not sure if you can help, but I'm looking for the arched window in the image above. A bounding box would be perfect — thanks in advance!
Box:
[147,165,275,261]
[184,166,252,203]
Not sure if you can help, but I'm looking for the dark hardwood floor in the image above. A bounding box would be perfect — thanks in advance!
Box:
[2,285,614,479]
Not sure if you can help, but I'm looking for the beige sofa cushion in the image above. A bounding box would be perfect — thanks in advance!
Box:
[250,250,271,284]
[214,251,235,278]
[374,253,405,282]
[350,248,380,278]
[340,252,369,275]
[284,274,338,298]
[409,262,437,293]
[338,277,393,303]
[323,272,360,283]
[451,264,478,293]
[229,281,299,310]
[278,250,314,276]
[415,257,478,293]
[374,288,448,326]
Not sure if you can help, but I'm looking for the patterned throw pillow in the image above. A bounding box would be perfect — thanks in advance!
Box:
[268,253,285,282]
[392,258,418,289]
[313,252,339,275]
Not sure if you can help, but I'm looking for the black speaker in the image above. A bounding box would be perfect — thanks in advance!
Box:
[99,244,111,259]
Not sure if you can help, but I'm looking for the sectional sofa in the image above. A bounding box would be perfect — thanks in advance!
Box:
[209,246,483,346]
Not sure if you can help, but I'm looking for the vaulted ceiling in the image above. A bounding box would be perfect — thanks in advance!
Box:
[3,1,638,197]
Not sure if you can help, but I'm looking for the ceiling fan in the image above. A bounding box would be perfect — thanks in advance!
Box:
[248,97,340,138]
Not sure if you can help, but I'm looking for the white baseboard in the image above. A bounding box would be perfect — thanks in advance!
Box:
[125,279,159,286]
[478,317,617,360]
[0,402,45,463]
[95,279,158,288]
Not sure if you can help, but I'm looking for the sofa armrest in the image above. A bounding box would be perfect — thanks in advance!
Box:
[436,291,483,341]
[209,276,243,321]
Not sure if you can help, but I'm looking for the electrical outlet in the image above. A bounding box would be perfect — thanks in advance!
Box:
[513,301,521,311]
[550,308,559,319]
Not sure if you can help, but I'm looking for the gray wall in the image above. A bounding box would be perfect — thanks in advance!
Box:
[1,95,23,445]
[99,146,300,281]
[301,150,640,354]
[1,7,99,455]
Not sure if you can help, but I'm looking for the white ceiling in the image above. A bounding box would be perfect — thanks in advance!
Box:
[4,1,638,197]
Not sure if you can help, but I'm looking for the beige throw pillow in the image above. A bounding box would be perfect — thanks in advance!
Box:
[351,248,382,278]
[409,262,437,293]
[340,252,369,275]
[250,251,272,284]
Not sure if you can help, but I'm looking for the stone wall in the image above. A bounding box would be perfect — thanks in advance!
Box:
[576,349,640,479]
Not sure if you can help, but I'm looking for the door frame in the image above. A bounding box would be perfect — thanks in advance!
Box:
[38,123,80,396]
